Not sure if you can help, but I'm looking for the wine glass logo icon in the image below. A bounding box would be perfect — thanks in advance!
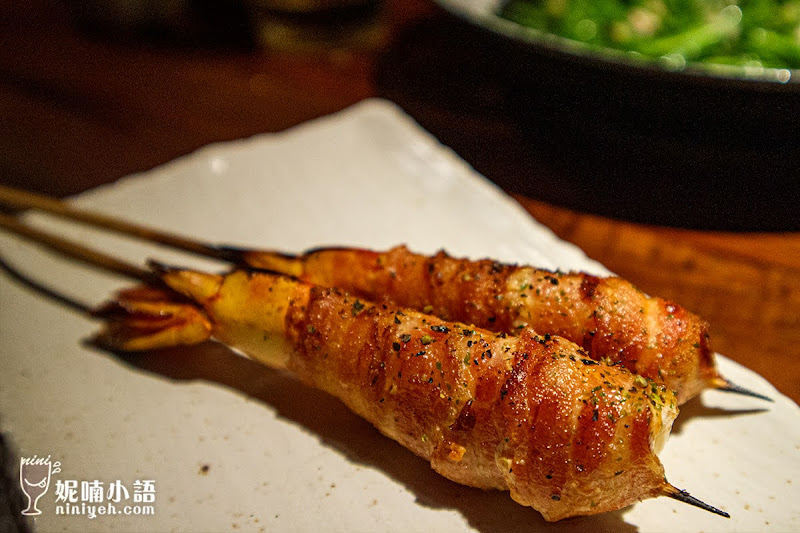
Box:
[20,456,57,516]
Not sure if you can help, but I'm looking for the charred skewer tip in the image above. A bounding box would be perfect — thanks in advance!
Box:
[662,484,730,518]
[712,376,774,402]
[212,245,254,264]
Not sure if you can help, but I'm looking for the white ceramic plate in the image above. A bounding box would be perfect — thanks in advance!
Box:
[1,99,798,532]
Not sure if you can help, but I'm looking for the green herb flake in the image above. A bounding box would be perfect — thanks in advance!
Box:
[351,300,365,315]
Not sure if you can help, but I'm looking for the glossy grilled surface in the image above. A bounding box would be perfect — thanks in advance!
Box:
[241,245,719,403]
[97,267,678,521]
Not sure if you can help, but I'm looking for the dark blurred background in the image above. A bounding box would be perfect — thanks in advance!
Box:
[2,0,799,230]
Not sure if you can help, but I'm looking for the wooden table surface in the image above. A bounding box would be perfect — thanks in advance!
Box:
[1,0,798,405]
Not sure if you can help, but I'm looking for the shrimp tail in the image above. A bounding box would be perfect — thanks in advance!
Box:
[96,263,302,370]
[92,284,213,352]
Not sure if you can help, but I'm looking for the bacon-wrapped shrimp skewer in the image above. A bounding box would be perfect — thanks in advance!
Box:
[0,209,730,521]
[93,263,728,521]
[0,186,768,405]
[234,245,770,405]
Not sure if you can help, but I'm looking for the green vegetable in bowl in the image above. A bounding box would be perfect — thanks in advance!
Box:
[500,0,800,70]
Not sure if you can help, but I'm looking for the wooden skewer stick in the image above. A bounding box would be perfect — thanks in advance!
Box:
[662,484,730,518]
[711,376,774,402]
[0,213,154,283]
[0,184,236,262]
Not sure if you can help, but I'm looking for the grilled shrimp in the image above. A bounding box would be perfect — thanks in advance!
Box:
[94,265,725,521]
[234,245,746,404]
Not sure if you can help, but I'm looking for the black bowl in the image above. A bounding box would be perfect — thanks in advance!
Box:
[414,1,800,230]
[436,0,800,142]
